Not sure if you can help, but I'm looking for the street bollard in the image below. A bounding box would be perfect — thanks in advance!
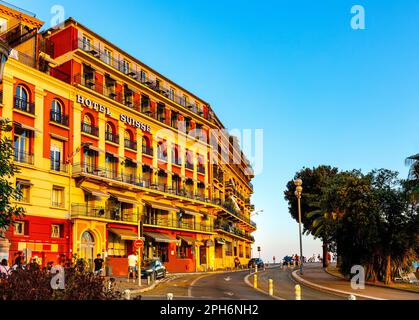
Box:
[147,275,151,286]
[255,265,258,274]
[348,294,356,300]
[295,285,301,300]
[124,289,131,300]
[254,274,258,289]
[269,279,273,296]
[167,293,174,300]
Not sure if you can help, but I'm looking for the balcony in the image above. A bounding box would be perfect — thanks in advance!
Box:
[105,131,120,144]
[143,216,213,233]
[71,204,138,223]
[197,165,205,174]
[14,97,35,115]
[73,163,141,185]
[212,165,224,183]
[124,139,137,151]
[221,201,257,229]
[14,151,34,165]
[50,160,69,173]
[76,37,212,122]
[50,111,69,126]
[172,157,182,166]
[81,122,99,137]
[142,146,153,156]
[215,221,255,242]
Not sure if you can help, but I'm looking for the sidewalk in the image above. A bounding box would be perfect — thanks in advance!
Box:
[292,263,419,300]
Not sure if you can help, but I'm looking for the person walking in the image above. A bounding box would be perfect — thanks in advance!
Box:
[94,254,104,276]
[127,252,138,282]
[0,259,10,278]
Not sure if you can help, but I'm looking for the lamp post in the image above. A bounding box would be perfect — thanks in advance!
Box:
[294,178,303,275]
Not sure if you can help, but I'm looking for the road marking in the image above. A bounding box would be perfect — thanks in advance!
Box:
[224,276,231,282]
[224,291,234,296]
[188,274,212,297]
[291,270,386,300]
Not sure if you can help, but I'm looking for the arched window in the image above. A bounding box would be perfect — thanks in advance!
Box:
[106,122,114,134]
[15,85,30,112]
[142,136,152,156]
[51,99,63,123]
[124,130,132,141]
[83,114,92,125]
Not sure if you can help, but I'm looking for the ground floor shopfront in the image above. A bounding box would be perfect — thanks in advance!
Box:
[4,215,71,267]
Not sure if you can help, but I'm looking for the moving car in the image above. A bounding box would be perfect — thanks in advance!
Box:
[141,259,167,279]
[248,258,265,269]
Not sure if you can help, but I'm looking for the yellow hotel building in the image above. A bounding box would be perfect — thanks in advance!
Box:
[0,3,256,275]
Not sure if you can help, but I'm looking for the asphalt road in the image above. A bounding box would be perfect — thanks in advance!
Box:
[255,266,348,300]
[138,265,352,300]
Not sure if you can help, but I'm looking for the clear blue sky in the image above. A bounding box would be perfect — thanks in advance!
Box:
[10,0,419,261]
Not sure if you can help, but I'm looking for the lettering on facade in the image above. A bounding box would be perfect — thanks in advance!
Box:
[120,114,151,133]
[77,95,151,133]
[77,95,111,115]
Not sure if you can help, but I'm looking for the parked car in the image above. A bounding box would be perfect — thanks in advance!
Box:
[141,259,167,279]
[248,258,265,269]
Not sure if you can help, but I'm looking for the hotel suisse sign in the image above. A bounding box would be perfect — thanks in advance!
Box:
[77,95,151,133]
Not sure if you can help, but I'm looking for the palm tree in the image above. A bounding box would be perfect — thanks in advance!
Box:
[305,210,339,268]
[405,153,419,199]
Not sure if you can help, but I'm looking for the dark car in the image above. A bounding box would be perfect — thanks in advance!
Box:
[141,259,167,279]
[248,258,265,269]
[283,255,293,265]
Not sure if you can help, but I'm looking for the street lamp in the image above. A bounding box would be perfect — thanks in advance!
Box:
[251,209,264,216]
[294,178,303,275]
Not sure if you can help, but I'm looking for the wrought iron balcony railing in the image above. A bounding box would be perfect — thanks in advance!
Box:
[71,204,138,223]
[14,97,35,114]
[50,111,69,126]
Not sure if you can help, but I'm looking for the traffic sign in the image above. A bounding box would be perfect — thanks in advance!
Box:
[134,239,144,249]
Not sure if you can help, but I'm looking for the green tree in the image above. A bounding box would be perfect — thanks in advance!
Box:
[284,166,339,267]
[0,119,25,231]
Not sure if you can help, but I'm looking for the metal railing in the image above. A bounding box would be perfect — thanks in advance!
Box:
[76,37,211,121]
[50,111,69,126]
[105,131,120,144]
[197,165,205,174]
[14,150,34,165]
[72,162,256,228]
[50,160,69,173]
[81,122,99,137]
[71,204,138,223]
[143,216,213,232]
[185,162,194,170]
[142,145,153,156]
[215,221,255,242]
[124,139,137,150]
[14,97,35,114]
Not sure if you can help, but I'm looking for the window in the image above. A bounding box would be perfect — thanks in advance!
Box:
[14,126,33,164]
[51,224,62,238]
[141,95,150,114]
[157,103,165,122]
[140,70,147,83]
[171,112,178,128]
[50,99,66,125]
[105,153,118,178]
[14,221,26,236]
[157,141,167,161]
[121,59,130,74]
[82,35,91,51]
[104,48,112,65]
[176,244,191,259]
[52,186,64,208]
[225,242,233,256]
[83,147,97,173]
[16,180,30,203]
[169,88,175,101]
[180,94,187,107]
[0,18,7,33]
[50,139,63,172]
[15,85,32,113]
[107,232,127,257]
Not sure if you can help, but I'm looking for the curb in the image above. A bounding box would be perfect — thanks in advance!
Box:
[243,271,285,300]
[291,270,385,300]
[325,267,419,295]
